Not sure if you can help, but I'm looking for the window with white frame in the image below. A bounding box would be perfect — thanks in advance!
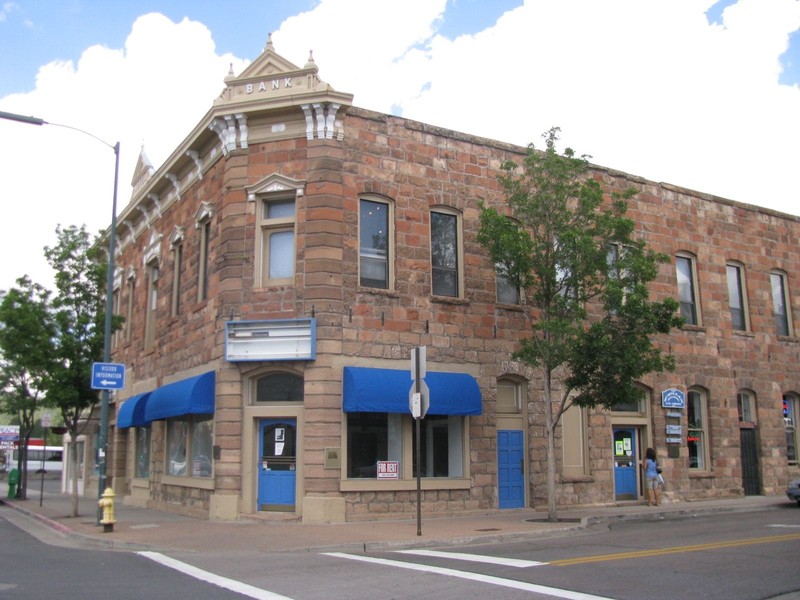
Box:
[771,270,792,336]
[258,197,296,286]
[785,394,798,465]
[171,236,183,317]
[134,426,151,478]
[726,262,748,331]
[346,412,465,479]
[165,415,213,478]
[676,254,700,326]
[431,208,461,298]
[687,388,709,470]
[359,198,392,289]
[144,263,158,351]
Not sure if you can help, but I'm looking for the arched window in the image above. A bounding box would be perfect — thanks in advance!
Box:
[256,373,304,403]
[687,387,710,470]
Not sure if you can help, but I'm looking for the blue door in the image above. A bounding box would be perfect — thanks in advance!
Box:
[498,429,525,508]
[613,428,638,501]
[258,419,296,511]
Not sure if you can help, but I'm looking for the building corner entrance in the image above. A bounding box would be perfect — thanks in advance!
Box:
[258,419,297,511]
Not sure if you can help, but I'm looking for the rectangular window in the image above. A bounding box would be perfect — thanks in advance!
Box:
[198,221,211,302]
[496,267,520,305]
[771,271,791,336]
[412,415,463,478]
[726,264,746,331]
[687,390,708,470]
[431,210,459,297]
[134,426,151,478]
[171,243,183,317]
[165,416,213,478]
[144,265,158,351]
[259,198,295,285]
[112,288,121,349]
[676,255,699,325]
[359,199,391,289]
[785,395,798,464]
[737,391,753,423]
[125,277,135,343]
[561,402,588,477]
[346,412,465,479]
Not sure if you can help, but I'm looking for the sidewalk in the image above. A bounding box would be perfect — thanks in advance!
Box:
[0,489,791,554]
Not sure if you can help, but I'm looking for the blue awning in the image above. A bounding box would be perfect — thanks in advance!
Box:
[144,371,215,422]
[117,392,151,429]
[342,366,482,415]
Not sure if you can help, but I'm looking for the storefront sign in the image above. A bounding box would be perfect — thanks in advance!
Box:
[666,425,682,435]
[661,388,686,409]
[666,437,682,444]
[377,461,399,479]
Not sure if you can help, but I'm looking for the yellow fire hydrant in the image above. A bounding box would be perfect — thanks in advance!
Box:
[98,487,116,533]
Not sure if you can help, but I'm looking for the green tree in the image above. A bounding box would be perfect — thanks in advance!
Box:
[0,277,56,499]
[43,225,110,517]
[478,128,682,521]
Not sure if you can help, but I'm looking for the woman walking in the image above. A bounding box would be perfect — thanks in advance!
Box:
[643,447,661,506]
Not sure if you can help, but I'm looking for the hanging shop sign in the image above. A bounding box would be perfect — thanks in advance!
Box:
[661,388,686,409]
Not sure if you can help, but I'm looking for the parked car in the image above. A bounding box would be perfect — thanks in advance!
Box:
[787,478,800,506]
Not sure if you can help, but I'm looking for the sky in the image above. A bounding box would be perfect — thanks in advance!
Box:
[0,0,798,292]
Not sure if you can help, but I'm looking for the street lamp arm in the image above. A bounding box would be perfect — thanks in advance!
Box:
[0,109,117,152]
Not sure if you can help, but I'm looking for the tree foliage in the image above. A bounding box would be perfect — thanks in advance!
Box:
[478,127,682,520]
[0,277,55,498]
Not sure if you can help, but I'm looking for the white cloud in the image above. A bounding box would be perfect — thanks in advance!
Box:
[1,1,798,292]
[0,13,247,290]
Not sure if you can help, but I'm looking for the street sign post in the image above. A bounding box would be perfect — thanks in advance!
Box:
[410,346,427,536]
[91,362,126,390]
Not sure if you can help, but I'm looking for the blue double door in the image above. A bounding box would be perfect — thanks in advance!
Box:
[257,419,297,511]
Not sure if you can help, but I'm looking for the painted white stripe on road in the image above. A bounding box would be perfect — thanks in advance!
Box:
[323,552,616,600]
[138,551,294,600]
[396,549,545,568]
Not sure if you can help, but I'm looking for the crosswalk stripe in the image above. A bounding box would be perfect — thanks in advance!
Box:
[396,549,545,568]
[323,552,616,600]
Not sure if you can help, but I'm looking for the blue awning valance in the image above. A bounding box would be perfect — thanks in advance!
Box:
[117,392,151,429]
[144,371,215,422]
[342,366,482,415]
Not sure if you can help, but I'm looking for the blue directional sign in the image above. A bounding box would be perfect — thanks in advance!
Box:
[91,362,126,390]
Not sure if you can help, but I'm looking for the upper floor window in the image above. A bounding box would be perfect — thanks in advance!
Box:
[144,264,159,351]
[770,270,792,336]
[737,389,755,423]
[431,208,461,298]
[259,197,295,286]
[687,388,709,470]
[125,270,135,343]
[676,254,700,326]
[195,202,214,303]
[359,198,392,289]
[170,226,185,317]
[726,263,748,331]
[785,394,798,465]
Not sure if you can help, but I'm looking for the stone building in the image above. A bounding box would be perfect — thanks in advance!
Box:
[95,40,799,521]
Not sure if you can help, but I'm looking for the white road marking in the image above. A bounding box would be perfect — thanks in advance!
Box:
[323,552,617,600]
[396,548,545,567]
[138,551,295,600]
[767,524,800,528]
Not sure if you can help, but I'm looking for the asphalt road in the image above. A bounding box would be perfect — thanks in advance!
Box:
[3,499,799,600]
